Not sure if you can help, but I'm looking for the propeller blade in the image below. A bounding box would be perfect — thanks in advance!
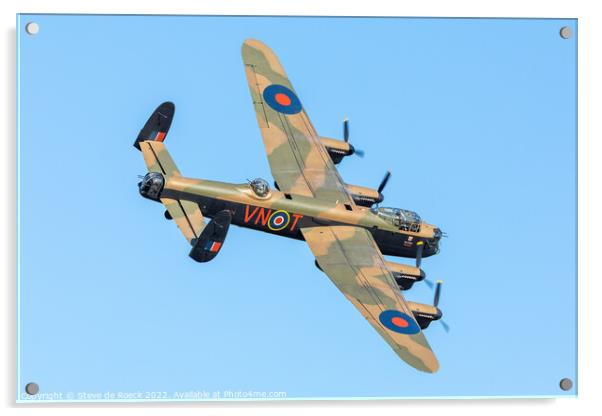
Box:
[415,241,423,268]
[424,278,435,289]
[377,171,392,193]
[440,320,450,333]
[343,118,365,158]
[433,280,442,307]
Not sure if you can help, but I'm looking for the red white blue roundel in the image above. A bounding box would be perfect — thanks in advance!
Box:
[268,210,290,231]
[263,84,302,115]
[379,310,420,335]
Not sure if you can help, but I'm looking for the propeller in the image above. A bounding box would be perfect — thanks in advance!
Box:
[377,170,392,194]
[370,170,392,207]
[343,118,365,158]
[433,280,450,332]
[440,320,450,333]
[415,240,423,268]
[433,280,442,307]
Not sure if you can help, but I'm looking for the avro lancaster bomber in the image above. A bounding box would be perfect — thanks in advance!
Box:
[134,39,446,373]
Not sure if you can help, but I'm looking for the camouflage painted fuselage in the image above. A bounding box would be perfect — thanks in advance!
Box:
[160,176,440,259]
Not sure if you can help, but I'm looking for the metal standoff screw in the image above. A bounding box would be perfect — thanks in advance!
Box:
[25,382,39,395]
[559,378,573,391]
[25,22,39,35]
[559,26,572,39]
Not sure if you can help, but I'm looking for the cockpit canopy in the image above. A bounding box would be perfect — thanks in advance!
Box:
[372,207,422,232]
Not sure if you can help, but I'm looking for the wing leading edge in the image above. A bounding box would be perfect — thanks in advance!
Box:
[300,225,439,373]
[241,39,354,206]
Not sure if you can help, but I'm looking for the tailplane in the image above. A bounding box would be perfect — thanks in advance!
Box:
[135,101,206,245]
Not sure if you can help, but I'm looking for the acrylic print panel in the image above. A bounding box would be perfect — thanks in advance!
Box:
[16,14,577,402]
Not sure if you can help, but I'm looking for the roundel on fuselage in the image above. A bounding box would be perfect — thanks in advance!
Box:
[267,210,290,231]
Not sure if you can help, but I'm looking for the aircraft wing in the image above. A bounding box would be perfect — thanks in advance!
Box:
[300,225,439,373]
[241,39,355,206]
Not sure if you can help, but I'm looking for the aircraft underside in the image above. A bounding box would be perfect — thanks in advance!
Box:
[133,38,446,373]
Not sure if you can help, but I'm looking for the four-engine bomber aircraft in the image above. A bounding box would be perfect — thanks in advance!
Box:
[134,39,446,373]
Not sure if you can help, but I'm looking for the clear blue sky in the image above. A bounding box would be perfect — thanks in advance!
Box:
[17,14,577,400]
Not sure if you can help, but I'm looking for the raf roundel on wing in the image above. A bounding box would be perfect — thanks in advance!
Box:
[263,84,302,115]
[378,310,421,335]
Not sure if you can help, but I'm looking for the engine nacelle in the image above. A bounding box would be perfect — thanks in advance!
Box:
[385,261,425,291]
[345,184,384,207]
[406,301,442,330]
[319,136,354,164]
